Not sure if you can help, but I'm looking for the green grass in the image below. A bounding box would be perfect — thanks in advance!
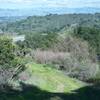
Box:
[1,63,100,100]
[17,63,85,93]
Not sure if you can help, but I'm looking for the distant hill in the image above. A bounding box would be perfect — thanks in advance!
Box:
[0,16,26,23]
[0,7,100,17]
[2,13,100,34]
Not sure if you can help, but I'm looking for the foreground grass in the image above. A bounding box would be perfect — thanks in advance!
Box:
[20,63,85,93]
[1,63,100,100]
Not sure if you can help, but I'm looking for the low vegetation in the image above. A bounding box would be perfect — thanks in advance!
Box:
[0,36,25,90]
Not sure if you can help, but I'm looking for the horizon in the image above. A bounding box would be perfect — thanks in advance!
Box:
[1,7,100,10]
[0,0,100,16]
[0,7,100,17]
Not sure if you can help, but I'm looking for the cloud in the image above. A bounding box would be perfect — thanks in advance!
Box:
[0,0,33,3]
[41,0,100,8]
[0,0,100,8]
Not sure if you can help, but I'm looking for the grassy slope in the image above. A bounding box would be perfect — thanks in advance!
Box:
[18,63,85,93]
[1,63,100,100]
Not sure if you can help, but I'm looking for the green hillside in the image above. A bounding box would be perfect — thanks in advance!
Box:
[16,63,85,93]
[0,36,100,100]
[0,63,85,100]
[1,13,100,34]
[0,13,100,100]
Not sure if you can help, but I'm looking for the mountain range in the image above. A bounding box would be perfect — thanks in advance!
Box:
[0,7,100,17]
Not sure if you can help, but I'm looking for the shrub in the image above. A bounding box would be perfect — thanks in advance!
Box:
[0,36,25,89]
[54,35,99,80]
[32,49,68,65]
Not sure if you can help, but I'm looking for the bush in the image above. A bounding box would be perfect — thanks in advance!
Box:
[0,36,25,89]
[32,49,68,64]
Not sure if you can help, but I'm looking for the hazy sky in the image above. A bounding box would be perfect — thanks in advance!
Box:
[0,0,100,9]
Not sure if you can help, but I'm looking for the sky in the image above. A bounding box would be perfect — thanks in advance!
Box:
[0,0,100,9]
